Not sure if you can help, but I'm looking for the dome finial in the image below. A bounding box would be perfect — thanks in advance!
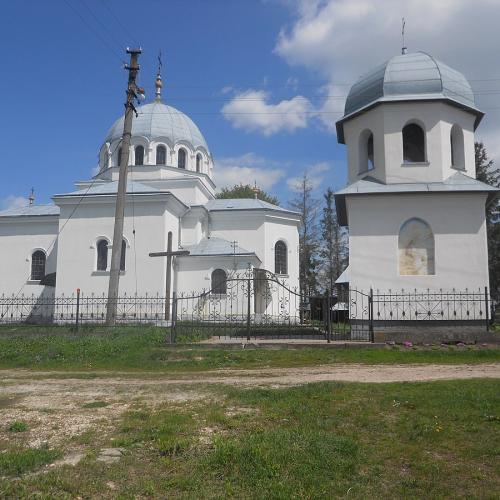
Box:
[401,17,407,55]
[155,50,163,102]
[252,181,259,199]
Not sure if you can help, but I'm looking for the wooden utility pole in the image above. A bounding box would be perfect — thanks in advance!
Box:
[149,233,190,320]
[106,47,142,325]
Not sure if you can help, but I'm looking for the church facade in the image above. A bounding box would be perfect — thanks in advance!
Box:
[0,72,300,316]
[335,52,498,295]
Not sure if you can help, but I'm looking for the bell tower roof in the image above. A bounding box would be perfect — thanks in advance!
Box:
[336,51,483,143]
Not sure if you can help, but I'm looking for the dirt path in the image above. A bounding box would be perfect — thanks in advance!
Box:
[1,364,498,448]
[1,363,499,388]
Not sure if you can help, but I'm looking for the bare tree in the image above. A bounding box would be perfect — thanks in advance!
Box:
[289,174,320,295]
[319,188,348,292]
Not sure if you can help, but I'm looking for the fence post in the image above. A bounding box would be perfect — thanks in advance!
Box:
[170,292,177,344]
[485,286,490,332]
[75,288,80,331]
[369,288,374,343]
[246,277,251,341]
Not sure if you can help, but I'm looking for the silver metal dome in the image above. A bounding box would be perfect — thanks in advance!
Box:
[336,52,483,143]
[104,101,210,153]
[344,52,479,116]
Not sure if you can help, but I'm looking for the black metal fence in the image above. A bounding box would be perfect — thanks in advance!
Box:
[0,284,493,342]
[0,292,167,326]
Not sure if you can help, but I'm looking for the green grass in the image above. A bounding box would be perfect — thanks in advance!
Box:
[8,421,28,433]
[1,380,498,497]
[82,401,108,409]
[0,445,61,476]
[0,326,497,371]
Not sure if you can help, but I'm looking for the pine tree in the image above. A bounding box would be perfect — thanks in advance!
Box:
[319,188,348,292]
[475,141,500,299]
[289,174,320,295]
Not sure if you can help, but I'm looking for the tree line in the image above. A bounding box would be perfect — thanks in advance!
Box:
[217,142,499,299]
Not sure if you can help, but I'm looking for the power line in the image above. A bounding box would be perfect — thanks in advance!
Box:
[98,0,141,48]
[78,0,126,52]
[62,0,124,63]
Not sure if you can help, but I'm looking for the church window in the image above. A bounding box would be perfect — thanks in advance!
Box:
[398,218,435,275]
[156,145,166,165]
[211,269,227,294]
[275,241,288,275]
[178,148,187,169]
[117,147,122,167]
[120,240,126,272]
[358,130,375,173]
[402,123,426,163]
[450,124,465,170]
[97,240,108,271]
[367,134,374,170]
[196,153,202,173]
[135,145,144,166]
[31,250,46,281]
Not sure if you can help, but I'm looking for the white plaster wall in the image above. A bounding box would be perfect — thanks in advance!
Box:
[0,217,58,295]
[263,216,300,291]
[209,212,267,262]
[343,102,477,185]
[55,199,179,297]
[343,106,386,184]
[180,208,207,246]
[174,256,256,295]
[347,193,489,293]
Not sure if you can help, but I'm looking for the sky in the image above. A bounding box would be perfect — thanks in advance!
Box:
[1,0,500,210]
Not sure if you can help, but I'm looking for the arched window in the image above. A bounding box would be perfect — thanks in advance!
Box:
[97,240,108,271]
[156,145,166,165]
[31,250,46,280]
[399,218,435,275]
[117,147,122,167]
[120,240,126,272]
[402,123,426,163]
[178,148,186,169]
[135,145,144,166]
[367,134,374,170]
[275,241,288,275]
[196,154,202,173]
[450,124,465,170]
[358,130,374,173]
[211,269,227,294]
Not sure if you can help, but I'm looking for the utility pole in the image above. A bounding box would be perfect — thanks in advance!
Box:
[106,47,142,325]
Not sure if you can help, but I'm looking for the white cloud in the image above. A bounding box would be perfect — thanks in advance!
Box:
[1,195,29,210]
[275,0,500,157]
[287,161,331,191]
[214,153,286,190]
[221,89,313,136]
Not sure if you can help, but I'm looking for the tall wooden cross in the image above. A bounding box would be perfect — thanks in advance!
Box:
[149,232,190,320]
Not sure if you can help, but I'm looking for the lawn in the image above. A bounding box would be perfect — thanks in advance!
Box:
[0,325,498,371]
[0,379,498,498]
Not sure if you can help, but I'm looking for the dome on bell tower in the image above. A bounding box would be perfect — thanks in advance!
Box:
[336,51,483,142]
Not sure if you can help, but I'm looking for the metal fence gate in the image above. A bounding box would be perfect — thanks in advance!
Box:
[172,271,374,342]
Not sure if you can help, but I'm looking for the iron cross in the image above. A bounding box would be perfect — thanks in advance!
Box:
[149,232,190,320]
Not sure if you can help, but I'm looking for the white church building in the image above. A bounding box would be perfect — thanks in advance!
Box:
[0,71,300,320]
[335,51,498,296]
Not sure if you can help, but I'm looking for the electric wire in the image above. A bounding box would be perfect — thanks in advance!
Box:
[98,0,141,48]
[61,0,125,63]
[77,0,128,53]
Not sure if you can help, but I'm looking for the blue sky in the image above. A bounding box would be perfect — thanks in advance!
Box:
[2,0,500,209]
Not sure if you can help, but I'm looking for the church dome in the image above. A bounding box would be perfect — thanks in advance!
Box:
[343,52,479,118]
[104,101,210,153]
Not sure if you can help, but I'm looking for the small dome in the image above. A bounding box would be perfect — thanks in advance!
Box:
[104,101,210,153]
[343,52,479,117]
